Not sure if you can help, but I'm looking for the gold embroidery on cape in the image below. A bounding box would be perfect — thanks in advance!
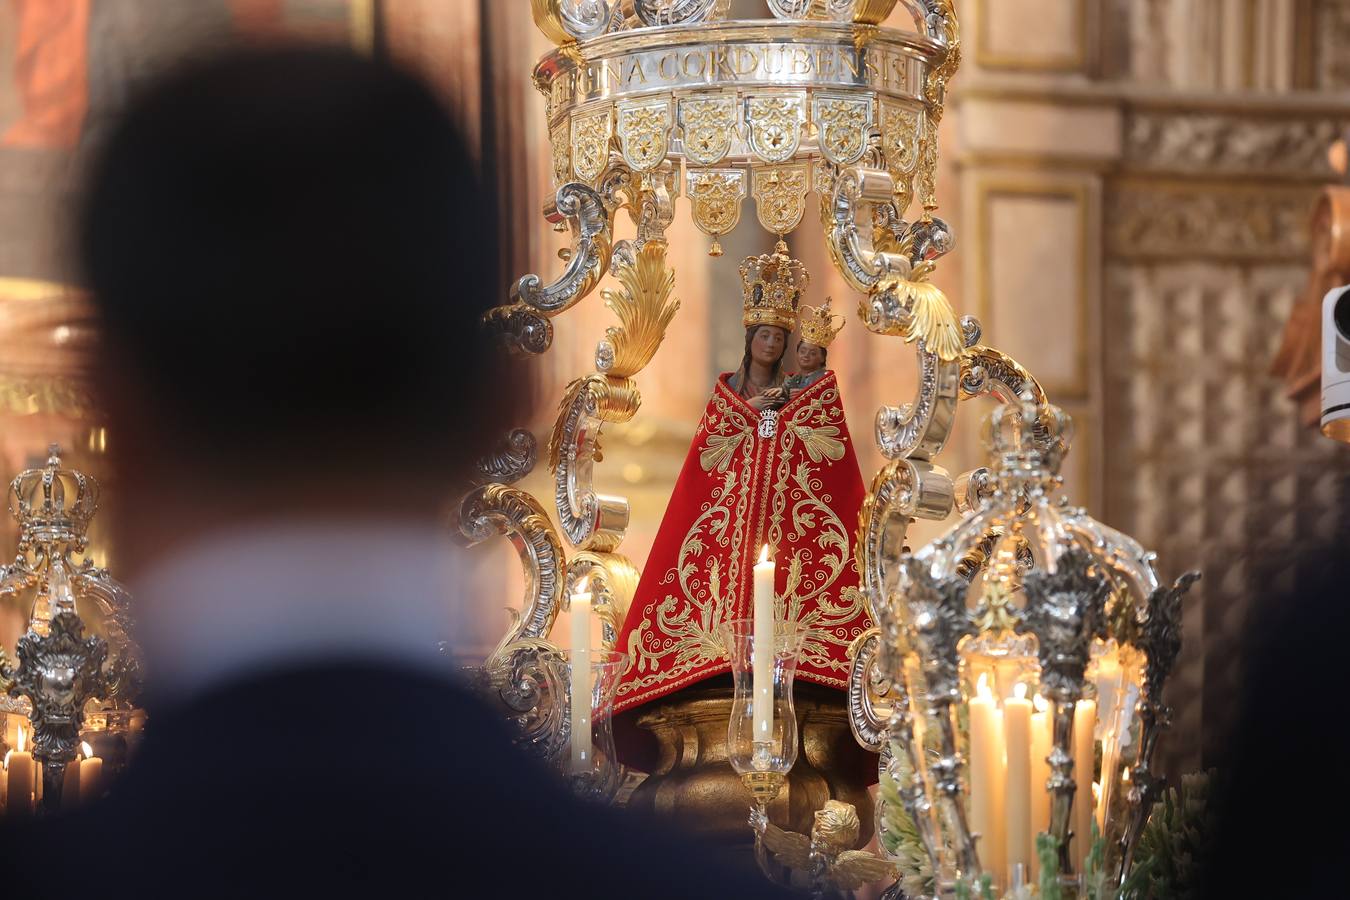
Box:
[619,376,868,700]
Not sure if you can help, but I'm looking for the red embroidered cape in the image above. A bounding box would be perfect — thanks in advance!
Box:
[614,371,871,742]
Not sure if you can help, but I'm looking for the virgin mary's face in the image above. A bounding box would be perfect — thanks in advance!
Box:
[751,326,787,365]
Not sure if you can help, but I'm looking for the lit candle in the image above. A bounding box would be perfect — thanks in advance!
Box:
[1072,699,1097,863]
[79,741,103,804]
[968,674,1006,885]
[569,576,593,775]
[1004,683,1033,883]
[1029,693,1053,882]
[752,545,775,745]
[6,726,33,817]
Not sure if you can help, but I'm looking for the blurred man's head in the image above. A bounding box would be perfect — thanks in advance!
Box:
[78,45,520,552]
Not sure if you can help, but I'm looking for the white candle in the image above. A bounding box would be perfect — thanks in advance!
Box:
[569,576,593,775]
[968,674,1005,885]
[1072,699,1097,864]
[62,758,81,810]
[752,545,775,745]
[1004,683,1033,883]
[79,741,103,805]
[6,726,33,817]
[1029,693,1053,882]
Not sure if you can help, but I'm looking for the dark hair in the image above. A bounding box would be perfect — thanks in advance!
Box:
[78,45,521,481]
[796,339,827,367]
[736,324,788,387]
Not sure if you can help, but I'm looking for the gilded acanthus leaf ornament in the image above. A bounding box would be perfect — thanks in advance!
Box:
[686,168,747,256]
[678,94,739,167]
[598,241,680,378]
[746,94,807,164]
[813,94,873,166]
[616,99,673,173]
[752,164,811,236]
[871,260,964,362]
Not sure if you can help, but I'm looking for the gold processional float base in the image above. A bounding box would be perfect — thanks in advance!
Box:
[627,682,875,846]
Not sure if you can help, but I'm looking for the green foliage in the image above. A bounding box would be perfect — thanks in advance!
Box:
[1081,819,1107,900]
[878,747,936,898]
[1036,832,1063,900]
[1120,770,1219,900]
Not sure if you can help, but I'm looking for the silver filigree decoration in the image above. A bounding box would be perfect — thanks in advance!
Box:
[1117,570,1201,883]
[632,0,724,26]
[1018,546,1111,874]
[894,556,980,877]
[3,610,109,807]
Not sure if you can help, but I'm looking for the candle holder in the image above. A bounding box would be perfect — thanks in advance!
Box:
[559,649,628,803]
[720,619,808,810]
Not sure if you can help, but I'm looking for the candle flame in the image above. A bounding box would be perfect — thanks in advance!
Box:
[1121,768,1131,783]
[2,749,9,770]
[574,574,591,595]
[1014,682,1028,701]
[976,672,992,700]
[758,544,770,565]
[1033,693,1049,713]
[1092,781,1102,806]
[16,725,25,753]
[81,741,94,760]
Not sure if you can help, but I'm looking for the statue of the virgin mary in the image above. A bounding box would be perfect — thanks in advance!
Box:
[613,241,872,760]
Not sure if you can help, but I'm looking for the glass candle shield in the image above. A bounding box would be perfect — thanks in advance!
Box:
[558,649,628,802]
[720,619,807,778]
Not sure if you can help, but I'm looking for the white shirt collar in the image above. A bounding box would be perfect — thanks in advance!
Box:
[134,518,470,703]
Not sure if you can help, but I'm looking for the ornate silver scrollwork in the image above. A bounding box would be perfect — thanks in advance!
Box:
[479,636,570,760]
[856,457,953,623]
[1018,546,1112,875]
[825,166,909,294]
[952,467,993,515]
[474,429,539,486]
[510,182,615,316]
[534,0,614,42]
[482,303,554,356]
[3,610,109,808]
[632,0,725,27]
[548,376,634,551]
[875,343,960,462]
[846,629,889,752]
[459,483,566,644]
